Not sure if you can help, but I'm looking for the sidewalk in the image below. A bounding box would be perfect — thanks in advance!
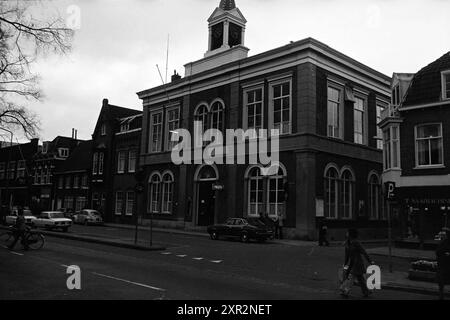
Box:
[382,271,450,297]
[367,247,435,260]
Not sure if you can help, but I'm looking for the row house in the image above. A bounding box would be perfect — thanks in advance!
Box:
[31,135,82,212]
[53,140,93,212]
[380,52,450,243]
[136,0,391,240]
[0,138,39,210]
[91,99,142,222]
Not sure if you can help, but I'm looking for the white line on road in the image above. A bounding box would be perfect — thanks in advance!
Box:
[176,255,187,258]
[91,272,166,292]
[192,257,204,261]
[9,251,24,256]
[210,260,223,264]
[161,252,172,255]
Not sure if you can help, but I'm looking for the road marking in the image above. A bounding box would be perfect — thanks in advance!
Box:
[60,264,69,268]
[210,260,223,264]
[9,251,24,256]
[192,257,204,261]
[176,254,187,258]
[161,252,172,255]
[91,272,166,292]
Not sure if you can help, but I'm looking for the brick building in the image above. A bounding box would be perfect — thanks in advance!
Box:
[90,99,142,221]
[136,0,391,240]
[381,52,450,242]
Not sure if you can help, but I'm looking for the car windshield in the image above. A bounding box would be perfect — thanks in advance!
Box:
[89,211,100,216]
[247,218,266,227]
[49,212,65,219]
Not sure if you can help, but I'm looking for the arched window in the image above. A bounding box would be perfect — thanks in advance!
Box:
[340,170,354,219]
[194,104,209,130]
[368,173,381,220]
[324,166,339,219]
[267,166,286,218]
[247,166,264,217]
[210,100,224,131]
[162,172,174,214]
[148,173,161,213]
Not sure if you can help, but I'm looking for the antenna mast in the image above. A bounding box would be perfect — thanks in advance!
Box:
[165,34,170,84]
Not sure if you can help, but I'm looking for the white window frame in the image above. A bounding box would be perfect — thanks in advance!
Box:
[246,166,264,218]
[101,124,106,136]
[149,109,164,153]
[340,169,354,220]
[414,123,444,168]
[324,165,339,220]
[115,191,124,215]
[117,151,126,173]
[376,101,388,150]
[126,191,135,216]
[327,82,344,139]
[128,149,137,173]
[353,94,368,145]
[165,105,180,152]
[269,78,292,136]
[148,172,162,214]
[442,70,450,100]
[98,152,104,175]
[383,125,401,170]
[92,153,98,175]
[161,171,174,214]
[243,85,264,133]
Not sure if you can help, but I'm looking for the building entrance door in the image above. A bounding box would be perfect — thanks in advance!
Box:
[197,182,215,226]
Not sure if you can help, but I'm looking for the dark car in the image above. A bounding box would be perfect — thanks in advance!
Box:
[207,218,273,243]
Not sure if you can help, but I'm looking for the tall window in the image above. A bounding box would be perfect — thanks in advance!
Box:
[98,152,104,175]
[166,107,180,151]
[376,103,386,149]
[194,104,209,130]
[162,173,174,214]
[0,162,5,180]
[58,176,64,189]
[117,151,126,173]
[210,101,224,131]
[271,81,291,135]
[73,175,80,189]
[267,167,286,217]
[383,126,400,170]
[248,167,264,217]
[353,97,365,144]
[340,170,354,219]
[65,176,71,189]
[149,111,163,153]
[415,123,444,167]
[126,191,135,216]
[92,153,98,175]
[81,175,88,189]
[244,88,263,132]
[17,160,26,178]
[327,86,341,138]
[101,124,106,136]
[7,161,15,180]
[443,71,450,100]
[368,174,381,220]
[128,150,137,173]
[324,167,339,219]
[391,85,400,106]
[115,191,124,215]
[148,173,161,213]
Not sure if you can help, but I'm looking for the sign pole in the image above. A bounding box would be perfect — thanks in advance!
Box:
[387,200,393,273]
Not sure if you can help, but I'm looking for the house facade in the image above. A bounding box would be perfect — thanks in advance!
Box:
[380,52,450,242]
[136,1,391,240]
[0,138,39,210]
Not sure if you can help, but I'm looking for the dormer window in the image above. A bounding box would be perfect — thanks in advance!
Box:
[120,123,130,133]
[59,148,69,158]
[442,70,450,100]
[101,124,106,136]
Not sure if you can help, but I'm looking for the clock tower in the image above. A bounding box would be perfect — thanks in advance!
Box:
[205,0,247,57]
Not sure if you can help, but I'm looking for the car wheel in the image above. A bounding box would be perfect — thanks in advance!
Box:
[210,231,219,240]
[240,232,249,243]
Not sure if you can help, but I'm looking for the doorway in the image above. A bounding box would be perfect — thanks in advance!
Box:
[194,165,219,227]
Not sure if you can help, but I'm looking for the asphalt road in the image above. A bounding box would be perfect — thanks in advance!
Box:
[0,225,436,300]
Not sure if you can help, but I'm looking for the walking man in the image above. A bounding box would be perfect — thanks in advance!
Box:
[437,227,450,300]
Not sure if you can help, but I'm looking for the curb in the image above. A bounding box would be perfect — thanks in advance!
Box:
[103,223,210,238]
[382,282,450,298]
[39,230,166,251]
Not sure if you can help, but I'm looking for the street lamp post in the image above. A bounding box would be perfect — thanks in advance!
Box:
[134,167,145,245]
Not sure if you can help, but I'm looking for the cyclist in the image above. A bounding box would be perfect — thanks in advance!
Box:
[8,207,29,251]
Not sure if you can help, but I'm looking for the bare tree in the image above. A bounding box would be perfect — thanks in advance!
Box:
[0,1,73,140]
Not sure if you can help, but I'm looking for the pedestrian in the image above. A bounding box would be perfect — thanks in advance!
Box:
[436,227,450,300]
[8,206,29,251]
[277,209,286,240]
[319,223,330,247]
[341,228,375,298]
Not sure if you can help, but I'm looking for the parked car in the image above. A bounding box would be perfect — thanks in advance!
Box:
[33,211,72,232]
[5,207,37,226]
[72,209,103,225]
[207,218,274,243]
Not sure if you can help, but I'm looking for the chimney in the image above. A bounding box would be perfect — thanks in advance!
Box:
[103,98,109,107]
[71,128,75,139]
[171,70,181,82]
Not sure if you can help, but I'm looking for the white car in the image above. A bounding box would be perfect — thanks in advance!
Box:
[5,208,37,226]
[33,211,72,232]
[73,209,103,225]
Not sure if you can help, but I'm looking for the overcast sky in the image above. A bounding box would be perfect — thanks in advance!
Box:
[26,0,450,142]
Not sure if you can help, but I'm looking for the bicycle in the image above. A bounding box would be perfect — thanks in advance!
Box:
[0,226,45,250]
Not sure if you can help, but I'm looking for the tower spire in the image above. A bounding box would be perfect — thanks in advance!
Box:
[219,0,236,11]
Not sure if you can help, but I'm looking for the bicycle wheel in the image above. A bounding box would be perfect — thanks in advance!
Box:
[0,231,13,247]
[26,232,45,250]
